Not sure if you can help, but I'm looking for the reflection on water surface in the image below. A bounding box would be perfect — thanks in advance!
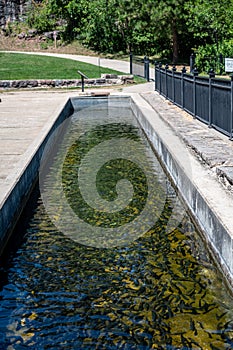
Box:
[0,100,233,349]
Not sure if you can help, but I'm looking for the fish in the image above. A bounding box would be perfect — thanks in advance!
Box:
[190,319,198,336]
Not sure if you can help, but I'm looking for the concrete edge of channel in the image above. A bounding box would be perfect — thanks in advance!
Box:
[0,96,74,254]
[127,92,233,288]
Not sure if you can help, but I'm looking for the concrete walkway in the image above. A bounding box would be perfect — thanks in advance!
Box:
[0,91,71,186]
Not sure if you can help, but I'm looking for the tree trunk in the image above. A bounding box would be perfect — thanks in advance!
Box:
[172,19,179,64]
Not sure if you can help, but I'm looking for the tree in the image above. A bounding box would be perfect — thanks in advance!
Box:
[114,0,150,53]
[23,0,233,64]
[26,0,192,60]
[185,0,233,48]
[48,0,89,39]
[149,0,191,63]
[184,0,233,72]
[26,0,56,32]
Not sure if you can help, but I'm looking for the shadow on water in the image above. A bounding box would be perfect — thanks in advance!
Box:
[0,101,233,349]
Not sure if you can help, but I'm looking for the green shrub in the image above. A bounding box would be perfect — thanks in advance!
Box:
[195,39,233,74]
[26,1,56,33]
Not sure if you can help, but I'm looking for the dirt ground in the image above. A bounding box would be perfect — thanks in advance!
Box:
[0,34,98,56]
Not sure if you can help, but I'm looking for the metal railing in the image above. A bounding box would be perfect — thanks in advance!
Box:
[130,54,150,81]
[155,63,233,139]
[77,70,88,92]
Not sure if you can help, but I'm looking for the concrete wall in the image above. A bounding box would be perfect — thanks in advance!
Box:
[130,94,233,287]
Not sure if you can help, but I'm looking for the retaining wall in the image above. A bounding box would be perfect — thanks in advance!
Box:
[130,94,233,288]
[0,75,134,90]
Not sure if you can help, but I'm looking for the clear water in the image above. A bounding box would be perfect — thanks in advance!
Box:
[0,99,233,349]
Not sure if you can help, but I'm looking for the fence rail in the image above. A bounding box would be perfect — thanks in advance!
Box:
[155,64,233,139]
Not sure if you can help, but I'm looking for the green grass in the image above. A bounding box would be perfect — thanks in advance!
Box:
[0,52,127,80]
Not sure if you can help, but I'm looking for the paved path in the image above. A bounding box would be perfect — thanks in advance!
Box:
[0,91,76,199]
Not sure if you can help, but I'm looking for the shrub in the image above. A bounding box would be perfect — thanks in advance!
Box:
[26,1,56,33]
[195,39,233,74]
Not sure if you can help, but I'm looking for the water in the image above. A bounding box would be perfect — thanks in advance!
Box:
[0,98,233,349]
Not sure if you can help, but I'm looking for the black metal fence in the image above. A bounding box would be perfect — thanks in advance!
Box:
[155,64,233,139]
[130,53,150,81]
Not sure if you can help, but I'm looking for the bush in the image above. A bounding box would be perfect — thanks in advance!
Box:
[195,39,233,74]
[26,1,56,33]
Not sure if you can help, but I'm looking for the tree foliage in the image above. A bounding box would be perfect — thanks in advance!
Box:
[26,1,56,32]
[185,0,233,72]
[24,0,233,66]
[185,0,233,45]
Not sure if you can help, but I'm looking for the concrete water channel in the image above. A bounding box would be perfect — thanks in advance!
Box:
[0,86,233,348]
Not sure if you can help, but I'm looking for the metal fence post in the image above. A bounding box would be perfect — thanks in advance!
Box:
[208,69,215,127]
[154,61,158,91]
[181,66,186,109]
[146,57,150,81]
[190,53,195,74]
[230,75,233,140]
[193,67,198,118]
[144,56,150,81]
[158,62,162,94]
[165,64,169,98]
[172,65,176,102]
[219,53,223,75]
[130,52,133,74]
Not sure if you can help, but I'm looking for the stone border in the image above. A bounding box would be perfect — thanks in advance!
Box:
[0,74,134,90]
[142,93,233,196]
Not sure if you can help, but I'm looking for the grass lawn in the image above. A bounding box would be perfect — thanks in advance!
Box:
[0,52,127,80]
